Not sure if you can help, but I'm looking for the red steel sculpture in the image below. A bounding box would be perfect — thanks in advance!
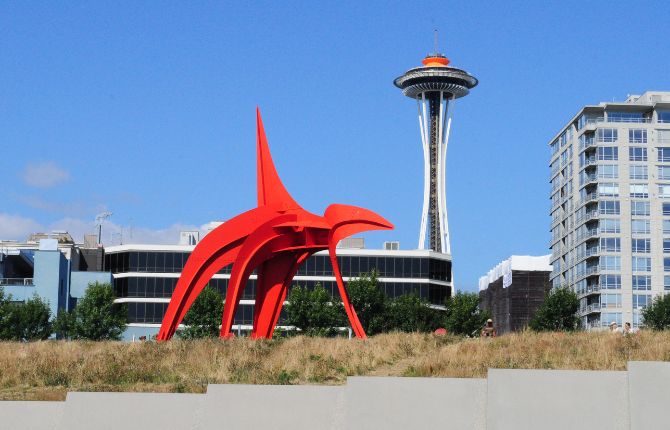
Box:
[157,109,393,340]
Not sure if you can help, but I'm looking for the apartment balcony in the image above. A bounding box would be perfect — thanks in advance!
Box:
[580,192,599,206]
[579,138,597,153]
[576,210,599,227]
[0,278,34,287]
[580,174,598,188]
[577,229,600,244]
[583,117,651,125]
[579,303,602,315]
[577,283,601,299]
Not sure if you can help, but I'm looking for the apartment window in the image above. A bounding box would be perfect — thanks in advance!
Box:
[551,139,559,156]
[631,201,650,216]
[666,257,670,272]
[602,312,622,326]
[629,129,647,143]
[601,294,622,308]
[629,147,647,162]
[658,148,670,162]
[598,147,618,161]
[601,219,621,233]
[633,294,652,309]
[659,184,670,199]
[632,275,652,291]
[631,238,651,253]
[664,203,670,216]
[658,129,670,143]
[608,112,644,123]
[665,276,670,291]
[601,275,621,289]
[658,111,670,123]
[597,128,618,142]
[601,256,621,270]
[599,183,619,197]
[659,166,670,180]
[631,219,651,234]
[632,257,652,272]
[665,220,670,234]
[598,165,618,179]
[601,238,621,252]
[629,165,648,180]
[599,201,620,215]
[629,184,649,198]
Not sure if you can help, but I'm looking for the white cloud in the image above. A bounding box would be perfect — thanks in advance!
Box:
[22,161,70,188]
[0,213,43,240]
[0,212,206,246]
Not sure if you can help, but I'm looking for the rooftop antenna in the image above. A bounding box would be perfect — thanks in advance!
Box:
[434,29,439,54]
[95,211,113,245]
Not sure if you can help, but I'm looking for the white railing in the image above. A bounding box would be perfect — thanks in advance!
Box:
[0,278,34,286]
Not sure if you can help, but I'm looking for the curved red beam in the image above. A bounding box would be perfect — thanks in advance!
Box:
[157,110,393,340]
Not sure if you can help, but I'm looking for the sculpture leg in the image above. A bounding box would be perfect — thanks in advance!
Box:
[329,247,367,339]
[251,252,310,339]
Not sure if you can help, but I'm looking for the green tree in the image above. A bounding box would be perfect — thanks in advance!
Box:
[53,308,75,339]
[444,292,490,337]
[177,286,224,339]
[385,294,443,333]
[70,282,127,340]
[285,284,344,336]
[641,294,670,330]
[0,289,52,341]
[346,272,387,335]
[529,287,580,332]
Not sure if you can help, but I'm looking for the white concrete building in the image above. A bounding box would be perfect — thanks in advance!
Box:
[549,91,670,329]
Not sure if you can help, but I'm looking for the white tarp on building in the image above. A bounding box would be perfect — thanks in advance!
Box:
[478,255,552,291]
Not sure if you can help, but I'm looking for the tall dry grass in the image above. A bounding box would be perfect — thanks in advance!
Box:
[1,331,669,401]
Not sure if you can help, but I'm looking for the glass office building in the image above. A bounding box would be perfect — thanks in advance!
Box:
[549,91,670,329]
[104,245,452,339]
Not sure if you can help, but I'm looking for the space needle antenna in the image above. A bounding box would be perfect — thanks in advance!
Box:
[434,29,439,54]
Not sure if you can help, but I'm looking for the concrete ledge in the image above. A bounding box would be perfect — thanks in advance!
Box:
[57,392,204,430]
[345,376,486,430]
[201,384,345,430]
[628,361,670,430]
[486,369,629,430]
[0,401,64,430]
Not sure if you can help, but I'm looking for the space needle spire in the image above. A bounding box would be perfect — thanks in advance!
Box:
[394,41,478,254]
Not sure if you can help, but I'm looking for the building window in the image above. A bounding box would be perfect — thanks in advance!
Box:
[598,165,618,179]
[601,256,621,271]
[666,257,670,272]
[601,219,621,233]
[598,183,619,197]
[665,276,670,291]
[597,128,618,142]
[601,275,621,289]
[599,201,620,215]
[633,294,652,309]
[658,111,670,123]
[601,238,621,252]
[629,184,649,198]
[664,239,670,253]
[659,148,670,162]
[601,312,622,326]
[631,238,651,253]
[664,203,670,216]
[598,147,618,161]
[601,294,622,308]
[631,201,650,216]
[659,166,670,180]
[629,165,648,180]
[660,184,670,199]
[632,257,652,272]
[632,275,652,291]
[629,129,647,143]
[608,112,644,123]
[629,147,647,162]
[631,219,650,234]
[665,220,670,234]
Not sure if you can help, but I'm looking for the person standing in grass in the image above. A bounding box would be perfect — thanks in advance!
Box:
[481,319,497,338]
[609,322,622,334]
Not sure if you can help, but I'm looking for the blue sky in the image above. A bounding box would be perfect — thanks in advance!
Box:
[1,1,669,291]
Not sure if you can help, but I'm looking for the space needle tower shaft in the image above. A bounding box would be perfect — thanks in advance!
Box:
[394,44,478,253]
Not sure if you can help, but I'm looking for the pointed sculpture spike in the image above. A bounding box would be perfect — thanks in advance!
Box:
[256,108,300,209]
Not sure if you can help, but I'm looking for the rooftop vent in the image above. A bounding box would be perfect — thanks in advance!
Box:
[179,231,200,246]
[383,241,400,251]
[337,237,365,249]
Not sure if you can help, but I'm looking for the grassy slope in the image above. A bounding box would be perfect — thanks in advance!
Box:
[1,331,669,401]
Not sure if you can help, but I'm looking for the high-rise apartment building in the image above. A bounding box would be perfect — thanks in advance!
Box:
[549,91,670,329]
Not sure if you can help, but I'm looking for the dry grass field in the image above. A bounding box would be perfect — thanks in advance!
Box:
[1,330,669,401]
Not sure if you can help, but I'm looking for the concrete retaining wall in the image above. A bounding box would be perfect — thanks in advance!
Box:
[1,361,667,429]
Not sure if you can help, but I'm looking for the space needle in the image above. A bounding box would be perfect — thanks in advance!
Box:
[394,40,477,254]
